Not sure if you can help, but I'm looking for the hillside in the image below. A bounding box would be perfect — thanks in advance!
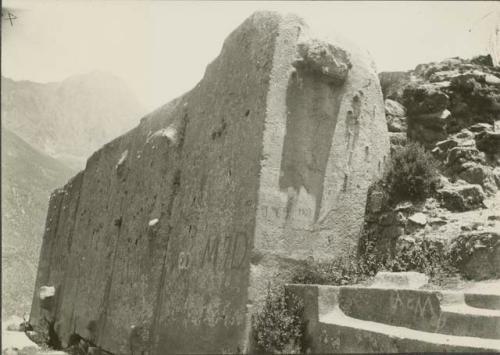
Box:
[1,72,146,170]
[1,128,75,318]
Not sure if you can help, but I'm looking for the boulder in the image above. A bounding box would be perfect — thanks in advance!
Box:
[438,182,485,212]
[446,147,484,171]
[385,99,408,133]
[385,99,406,117]
[450,231,500,280]
[403,84,449,115]
[475,131,500,155]
[485,73,500,85]
[406,108,451,145]
[458,162,497,194]
[378,71,411,101]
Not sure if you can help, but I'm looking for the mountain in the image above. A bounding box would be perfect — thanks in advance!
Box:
[1,128,75,318]
[1,71,146,170]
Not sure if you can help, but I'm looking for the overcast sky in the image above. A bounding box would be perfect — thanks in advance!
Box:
[2,1,499,110]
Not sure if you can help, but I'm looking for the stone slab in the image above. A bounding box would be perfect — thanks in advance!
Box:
[370,271,429,289]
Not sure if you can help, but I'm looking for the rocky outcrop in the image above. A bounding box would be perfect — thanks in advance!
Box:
[385,99,407,133]
[365,55,500,286]
[380,57,500,148]
[384,99,408,150]
[29,12,389,354]
[431,123,499,195]
[379,71,412,103]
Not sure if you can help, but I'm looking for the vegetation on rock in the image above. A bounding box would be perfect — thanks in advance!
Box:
[252,286,306,354]
[383,142,440,203]
[290,235,458,289]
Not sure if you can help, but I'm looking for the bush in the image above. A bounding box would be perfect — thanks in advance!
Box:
[383,142,439,203]
[291,256,376,286]
[252,286,305,354]
[290,235,458,289]
[386,238,457,284]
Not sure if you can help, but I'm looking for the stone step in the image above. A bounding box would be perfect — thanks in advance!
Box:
[440,302,500,339]
[286,284,500,353]
[336,286,500,339]
[318,307,500,353]
[465,293,500,310]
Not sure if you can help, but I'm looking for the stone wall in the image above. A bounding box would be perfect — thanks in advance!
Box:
[30,11,389,354]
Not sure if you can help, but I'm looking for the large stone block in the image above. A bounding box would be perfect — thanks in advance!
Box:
[29,11,389,354]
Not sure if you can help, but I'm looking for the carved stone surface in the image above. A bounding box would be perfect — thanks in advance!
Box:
[29,11,389,354]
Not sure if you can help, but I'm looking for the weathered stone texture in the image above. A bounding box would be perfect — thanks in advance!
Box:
[287,284,500,353]
[30,11,389,354]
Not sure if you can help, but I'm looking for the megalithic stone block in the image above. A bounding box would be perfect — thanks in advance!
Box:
[29,11,389,354]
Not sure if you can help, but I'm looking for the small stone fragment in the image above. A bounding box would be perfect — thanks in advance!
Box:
[39,286,55,300]
[371,271,429,289]
[4,315,24,331]
[408,212,427,226]
[394,201,413,212]
[116,150,128,169]
[468,123,493,133]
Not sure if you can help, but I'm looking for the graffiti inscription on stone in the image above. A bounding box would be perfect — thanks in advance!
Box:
[390,291,438,321]
[198,232,248,271]
[259,204,312,221]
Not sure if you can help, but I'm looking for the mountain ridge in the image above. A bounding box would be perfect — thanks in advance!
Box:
[2,127,75,318]
[1,71,146,170]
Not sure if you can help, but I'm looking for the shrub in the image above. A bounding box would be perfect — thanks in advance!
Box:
[291,256,376,286]
[383,142,439,203]
[252,286,305,354]
[290,235,458,289]
[386,238,458,284]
